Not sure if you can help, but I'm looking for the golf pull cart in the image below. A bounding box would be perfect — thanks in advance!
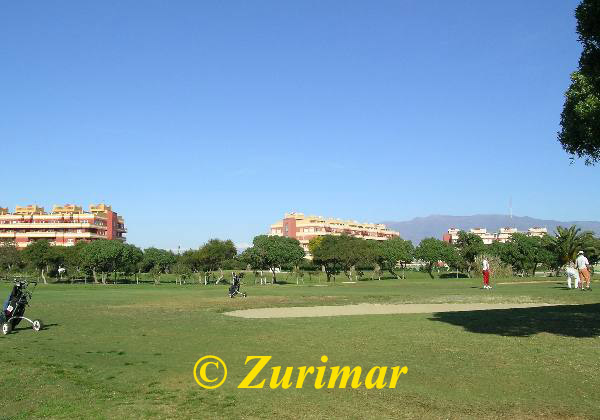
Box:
[229,273,247,298]
[1,280,44,335]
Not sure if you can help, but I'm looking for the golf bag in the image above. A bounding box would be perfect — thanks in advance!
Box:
[228,273,247,298]
[1,280,44,335]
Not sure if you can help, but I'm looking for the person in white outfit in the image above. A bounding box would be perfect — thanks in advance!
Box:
[565,262,579,289]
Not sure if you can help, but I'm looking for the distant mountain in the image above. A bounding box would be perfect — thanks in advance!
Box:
[382,215,600,244]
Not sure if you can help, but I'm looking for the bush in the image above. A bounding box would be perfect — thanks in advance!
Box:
[473,255,512,278]
[221,258,247,270]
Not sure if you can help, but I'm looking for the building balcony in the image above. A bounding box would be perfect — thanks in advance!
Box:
[15,232,57,238]
[0,222,100,229]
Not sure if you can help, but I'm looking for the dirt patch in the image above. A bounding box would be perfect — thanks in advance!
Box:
[224,303,560,319]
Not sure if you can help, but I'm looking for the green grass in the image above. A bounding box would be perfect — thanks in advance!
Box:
[0,273,598,419]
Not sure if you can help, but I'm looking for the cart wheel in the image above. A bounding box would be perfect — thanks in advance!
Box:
[32,320,44,332]
[1,322,11,335]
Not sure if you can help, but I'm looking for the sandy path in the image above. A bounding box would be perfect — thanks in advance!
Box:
[225,302,559,319]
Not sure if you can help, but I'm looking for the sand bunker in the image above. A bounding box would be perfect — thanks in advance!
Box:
[225,303,559,319]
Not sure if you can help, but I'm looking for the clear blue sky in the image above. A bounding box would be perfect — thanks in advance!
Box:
[1,1,597,251]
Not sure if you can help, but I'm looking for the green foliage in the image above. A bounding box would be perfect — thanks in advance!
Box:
[0,240,22,274]
[197,239,237,272]
[575,0,600,82]
[240,235,305,283]
[21,240,59,283]
[120,243,144,276]
[309,235,380,281]
[307,236,325,256]
[455,231,485,276]
[550,226,590,267]
[179,249,202,272]
[141,247,177,274]
[373,237,414,279]
[310,235,344,282]
[62,242,87,277]
[415,238,459,278]
[492,234,554,276]
[239,246,268,270]
[559,0,600,164]
[171,261,193,284]
[559,71,600,163]
[473,254,513,278]
[335,236,375,280]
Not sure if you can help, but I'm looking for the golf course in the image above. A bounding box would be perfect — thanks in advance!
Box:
[1,273,598,419]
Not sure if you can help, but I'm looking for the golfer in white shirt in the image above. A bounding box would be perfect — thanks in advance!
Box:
[565,262,579,289]
[482,258,491,289]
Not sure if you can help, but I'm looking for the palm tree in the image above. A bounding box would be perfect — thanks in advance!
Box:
[550,226,592,269]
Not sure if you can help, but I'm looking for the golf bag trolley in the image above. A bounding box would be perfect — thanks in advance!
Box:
[228,273,247,298]
[1,279,44,335]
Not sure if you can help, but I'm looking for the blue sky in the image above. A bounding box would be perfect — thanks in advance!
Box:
[1,0,597,250]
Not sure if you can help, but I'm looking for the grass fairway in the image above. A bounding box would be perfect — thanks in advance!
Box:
[1,274,599,419]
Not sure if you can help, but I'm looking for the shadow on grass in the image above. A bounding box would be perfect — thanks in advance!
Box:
[439,273,469,279]
[10,323,59,334]
[429,304,600,338]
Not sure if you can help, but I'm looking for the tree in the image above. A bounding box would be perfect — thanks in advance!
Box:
[80,240,108,283]
[583,234,600,266]
[495,234,553,276]
[414,238,458,279]
[310,235,343,282]
[62,242,89,282]
[558,0,600,164]
[455,231,485,277]
[243,235,304,284]
[22,240,54,283]
[172,261,193,285]
[99,240,125,284]
[334,236,374,281]
[549,226,590,270]
[141,247,177,284]
[197,239,237,284]
[240,246,268,270]
[78,240,137,284]
[179,249,204,283]
[373,237,414,279]
[121,244,144,283]
[0,240,21,275]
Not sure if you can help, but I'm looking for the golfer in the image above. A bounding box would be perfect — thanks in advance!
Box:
[575,251,592,291]
[482,257,491,289]
[565,262,579,289]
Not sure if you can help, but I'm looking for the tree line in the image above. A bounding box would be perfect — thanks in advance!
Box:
[0,226,598,284]
[413,226,600,278]
[0,239,238,285]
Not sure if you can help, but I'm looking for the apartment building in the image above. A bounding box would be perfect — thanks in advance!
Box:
[270,212,399,255]
[0,204,126,248]
[442,226,548,245]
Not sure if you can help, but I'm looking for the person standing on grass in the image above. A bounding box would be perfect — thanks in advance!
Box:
[575,251,592,291]
[482,257,491,289]
[565,262,580,290]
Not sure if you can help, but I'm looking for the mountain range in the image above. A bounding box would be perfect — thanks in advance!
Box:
[382,215,600,244]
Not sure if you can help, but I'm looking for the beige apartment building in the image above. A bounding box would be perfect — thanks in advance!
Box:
[270,212,399,255]
[443,226,548,245]
[0,204,126,248]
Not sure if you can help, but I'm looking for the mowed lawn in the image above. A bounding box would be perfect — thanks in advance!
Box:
[1,274,599,419]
